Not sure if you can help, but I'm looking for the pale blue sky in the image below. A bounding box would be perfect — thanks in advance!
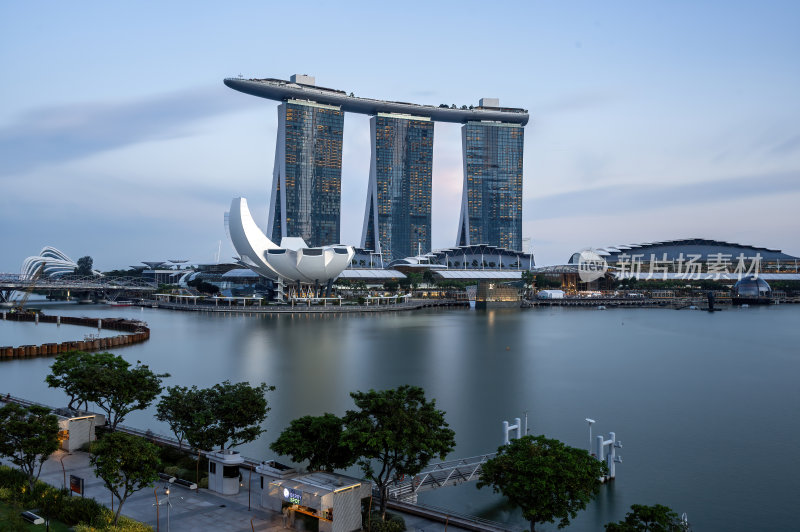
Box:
[1,1,798,271]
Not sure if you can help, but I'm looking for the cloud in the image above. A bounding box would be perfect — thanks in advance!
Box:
[0,86,260,175]
[525,171,800,220]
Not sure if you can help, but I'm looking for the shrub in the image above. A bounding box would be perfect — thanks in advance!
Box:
[163,465,181,477]
[365,511,406,532]
[0,465,150,529]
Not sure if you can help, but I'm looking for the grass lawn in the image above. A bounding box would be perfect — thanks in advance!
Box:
[0,499,72,532]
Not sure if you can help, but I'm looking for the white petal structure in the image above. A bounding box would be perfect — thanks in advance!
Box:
[21,246,100,279]
[228,197,354,283]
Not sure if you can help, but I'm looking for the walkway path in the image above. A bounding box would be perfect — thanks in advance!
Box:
[2,451,489,532]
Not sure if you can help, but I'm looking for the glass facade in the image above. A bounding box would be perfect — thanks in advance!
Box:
[458,121,524,251]
[270,100,344,247]
[362,114,433,262]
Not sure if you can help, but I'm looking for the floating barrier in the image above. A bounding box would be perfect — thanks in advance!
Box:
[0,312,150,360]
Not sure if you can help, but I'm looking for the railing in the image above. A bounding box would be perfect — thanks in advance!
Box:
[386,453,497,500]
[382,498,524,532]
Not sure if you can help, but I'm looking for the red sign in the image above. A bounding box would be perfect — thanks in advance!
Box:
[70,475,84,496]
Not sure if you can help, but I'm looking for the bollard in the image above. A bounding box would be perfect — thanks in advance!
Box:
[57,315,61,326]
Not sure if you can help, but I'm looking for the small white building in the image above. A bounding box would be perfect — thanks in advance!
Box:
[263,472,372,532]
[54,411,105,452]
[207,449,244,495]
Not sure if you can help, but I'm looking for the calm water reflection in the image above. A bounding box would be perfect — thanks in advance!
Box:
[1,301,798,531]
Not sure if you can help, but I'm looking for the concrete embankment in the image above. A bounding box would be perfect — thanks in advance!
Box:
[0,312,150,360]
[142,299,469,314]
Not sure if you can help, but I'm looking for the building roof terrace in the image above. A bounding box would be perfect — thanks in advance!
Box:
[224,76,530,125]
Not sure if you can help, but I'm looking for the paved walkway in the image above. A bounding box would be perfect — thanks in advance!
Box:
[2,451,468,532]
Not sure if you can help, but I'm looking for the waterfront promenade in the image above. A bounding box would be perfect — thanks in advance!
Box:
[141,298,468,314]
[1,392,517,532]
[0,449,504,532]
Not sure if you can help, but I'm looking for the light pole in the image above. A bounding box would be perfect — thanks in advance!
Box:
[164,486,172,532]
[585,418,595,455]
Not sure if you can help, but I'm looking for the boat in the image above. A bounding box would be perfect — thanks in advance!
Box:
[596,305,607,310]
[108,300,134,307]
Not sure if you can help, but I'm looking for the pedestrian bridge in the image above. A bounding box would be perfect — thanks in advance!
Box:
[385,453,497,502]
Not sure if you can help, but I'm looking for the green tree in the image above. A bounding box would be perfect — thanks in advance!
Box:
[0,403,60,491]
[344,385,456,519]
[383,280,399,293]
[90,432,160,525]
[182,381,274,451]
[521,270,536,291]
[75,256,94,276]
[605,504,689,532]
[47,351,168,430]
[399,272,422,291]
[87,353,169,430]
[477,435,607,532]
[155,385,196,449]
[270,413,356,472]
[46,350,94,412]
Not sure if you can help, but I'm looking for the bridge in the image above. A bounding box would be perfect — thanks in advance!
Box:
[385,453,497,502]
[0,274,156,304]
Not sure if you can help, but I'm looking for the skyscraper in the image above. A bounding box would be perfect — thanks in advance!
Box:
[268,99,344,248]
[457,103,524,251]
[361,114,434,263]
[225,76,529,257]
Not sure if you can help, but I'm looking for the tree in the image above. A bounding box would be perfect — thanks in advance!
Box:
[344,385,456,519]
[383,280,399,293]
[605,504,689,532]
[521,270,536,291]
[477,435,607,532]
[156,385,196,449]
[399,272,422,291]
[75,256,94,276]
[270,413,356,472]
[86,353,169,430]
[46,350,94,412]
[47,351,168,430]
[91,432,160,525]
[0,403,60,491]
[182,381,274,451]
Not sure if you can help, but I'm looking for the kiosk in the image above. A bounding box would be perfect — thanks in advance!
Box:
[207,449,244,495]
[265,472,371,532]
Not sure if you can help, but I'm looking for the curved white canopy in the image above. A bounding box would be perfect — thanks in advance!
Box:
[228,197,354,283]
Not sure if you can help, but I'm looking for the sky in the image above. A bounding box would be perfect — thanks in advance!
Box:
[1,1,799,272]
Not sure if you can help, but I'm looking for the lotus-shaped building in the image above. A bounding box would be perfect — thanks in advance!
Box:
[228,197,354,286]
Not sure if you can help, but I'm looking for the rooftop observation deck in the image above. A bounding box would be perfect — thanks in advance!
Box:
[224,77,530,125]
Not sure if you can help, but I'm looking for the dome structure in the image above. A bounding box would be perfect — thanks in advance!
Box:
[21,247,100,279]
[733,276,772,304]
[227,197,354,284]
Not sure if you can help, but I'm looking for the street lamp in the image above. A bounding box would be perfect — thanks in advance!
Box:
[164,487,171,532]
[585,418,595,455]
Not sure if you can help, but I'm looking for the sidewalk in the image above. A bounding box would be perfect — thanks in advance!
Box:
[2,451,467,532]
